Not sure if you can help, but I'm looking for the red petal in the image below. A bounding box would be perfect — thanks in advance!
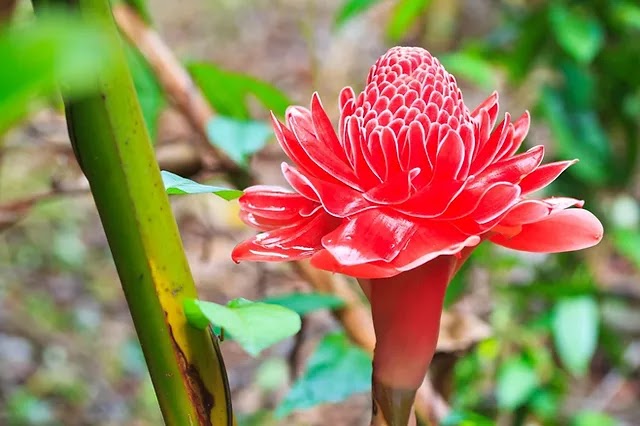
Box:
[311,92,350,165]
[380,126,403,179]
[240,185,318,219]
[498,197,584,227]
[470,182,521,224]
[405,121,432,187]
[239,186,321,231]
[397,180,466,218]
[321,210,417,266]
[471,91,499,125]
[310,249,399,278]
[499,199,551,226]
[545,196,584,211]
[519,159,578,194]
[472,109,492,161]
[363,169,416,205]
[271,113,343,184]
[232,210,339,262]
[490,209,603,253]
[281,163,372,217]
[475,145,545,186]
[280,163,320,202]
[457,123,476,180]
[363,130,387,181]
[470,113,512,175]
[345,117,381,187]
[397,129,467,217]
[497,111,530,160]
[288,107,361,190]
[339,86,356,111]
[239,207,319,231]
[391,223,481,271]
[434,128,466,180]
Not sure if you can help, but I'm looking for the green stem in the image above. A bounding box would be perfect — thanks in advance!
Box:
[31,0,233,424]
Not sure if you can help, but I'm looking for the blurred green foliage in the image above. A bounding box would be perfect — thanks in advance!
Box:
[275,332,372,418]
[0,9,115,134]
[187,62,293,167]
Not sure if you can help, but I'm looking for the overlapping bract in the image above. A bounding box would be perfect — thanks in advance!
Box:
[232,47,603,278]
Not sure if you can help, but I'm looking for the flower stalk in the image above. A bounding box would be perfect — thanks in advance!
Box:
[31,0,233,424]
[362,256,456,425]
[230,46,602,425]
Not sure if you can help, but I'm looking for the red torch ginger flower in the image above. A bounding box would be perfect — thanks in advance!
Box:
[232,46,603,423]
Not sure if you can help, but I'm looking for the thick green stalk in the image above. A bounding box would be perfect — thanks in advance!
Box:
[32,0,233,424]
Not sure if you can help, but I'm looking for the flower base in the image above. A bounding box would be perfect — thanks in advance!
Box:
[371,379,417,426]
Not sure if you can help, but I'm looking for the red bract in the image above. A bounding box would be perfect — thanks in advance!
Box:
[232,47,602,277]
[232,46,603,407]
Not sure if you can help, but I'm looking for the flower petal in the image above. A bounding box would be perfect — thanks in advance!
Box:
[391,223,481,271]
[474,145,545,186]
[238,185,321,230]
[281,163,372,217]
[499,197,584,227]
[471,91,499,125]
[397,180,466,218]
[499,199,552,226]
[345,116,381,187]
[496,111,530,160]
[310,249,399,278]
[240,185,318,219]
[470,113,512,175]
[470,182,521,224]
[490,209,603,253]
[519,159,578,194]
[311,92,350,165]
[287,107,362,190]
[271,113,344,184]
[232,210,339,262]
[363,169,416,205]
[321,210,417,266]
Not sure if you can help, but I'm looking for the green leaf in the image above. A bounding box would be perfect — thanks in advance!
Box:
[0,11,115,133]
[572,411,617,426]
[261,293,345,316]
[439,51,497,90]
[334,0,382,27]
[552,296,599,376]
[496,357,539,410]
[187,62,293,118]
[442,410,495,426]
[549,4,604,64]
[386,0,431,42]
[184,298,301,357]
[612,229,640,269]
[538,87,609,184]
[161,170,242,200]
[255,358,289,391]
[612,2,640,31]
[124,44,165,143]
[206,116,273,167]
[236,75,293,119]
[276,332,372,417]
[237,410,276,426]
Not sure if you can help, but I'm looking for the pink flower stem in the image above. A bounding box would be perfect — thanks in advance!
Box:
[360,256,459,425]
